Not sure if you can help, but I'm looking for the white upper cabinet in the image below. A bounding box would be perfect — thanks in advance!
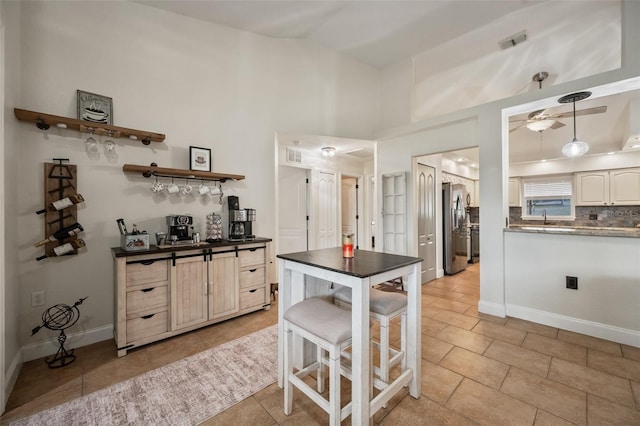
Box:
[576,168,640,206]
[508,177,521,207]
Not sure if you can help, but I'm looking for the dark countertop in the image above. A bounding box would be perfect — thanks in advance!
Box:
[277,247,422,278]
[505,225,640,238]
[112,237,272,257]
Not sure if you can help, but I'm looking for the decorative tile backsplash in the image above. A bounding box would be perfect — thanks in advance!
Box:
[509,206,640,228]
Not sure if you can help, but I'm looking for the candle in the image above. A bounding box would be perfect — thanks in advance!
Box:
[342,233,354,258]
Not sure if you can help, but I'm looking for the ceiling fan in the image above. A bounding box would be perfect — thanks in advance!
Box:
[510,104,607,133]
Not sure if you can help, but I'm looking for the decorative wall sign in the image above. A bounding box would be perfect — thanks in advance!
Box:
[77,90,113,125]
[189,146,211,172]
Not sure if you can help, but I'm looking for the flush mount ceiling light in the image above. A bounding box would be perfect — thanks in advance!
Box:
[526,119,555,132]
[320,146,336,157]
[559,91,591,157]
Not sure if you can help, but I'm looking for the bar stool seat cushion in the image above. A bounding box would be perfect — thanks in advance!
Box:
[284,298,352,344]
[334,287,407,316]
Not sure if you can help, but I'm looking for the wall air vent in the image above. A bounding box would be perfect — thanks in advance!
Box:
[498,30,527,50]
[286,148,302,164]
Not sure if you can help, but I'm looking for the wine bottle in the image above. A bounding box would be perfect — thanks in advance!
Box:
[36,239,86,261]
[33,223,84,247]
[36,194,85,215]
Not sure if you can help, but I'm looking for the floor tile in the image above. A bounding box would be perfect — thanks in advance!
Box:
[472,319,527,346]
[557,329,622,356]
[621,344,640,362]
[630,380,640,410]
[420,333,454,364]
[200,396,277,425]
[445,378,537,426]
[379,394,476,425]
[522,333,587,365]
[432,311,479,330]
[533,410,576,426]
[587,348,640,382]
[421,318,449,337]
[439,347,509,389]
[506,318,558,338]
[429,297,472,314]
[587,394,640,426]
[548,357,636,409]
[436,326,493,354]
[500,367,586,425]
[484,340,551,377]
[420,359,463,404]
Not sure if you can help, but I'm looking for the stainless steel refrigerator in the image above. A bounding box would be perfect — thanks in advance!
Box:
[443,182,468,275]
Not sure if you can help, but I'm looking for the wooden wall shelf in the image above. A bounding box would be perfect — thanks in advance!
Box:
[123,163,245,182]
[14,108,165,145]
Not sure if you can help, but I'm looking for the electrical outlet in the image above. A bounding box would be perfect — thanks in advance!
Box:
[566,276,578,290]
[31,291,45,307]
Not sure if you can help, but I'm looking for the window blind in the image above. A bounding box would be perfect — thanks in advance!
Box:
[523,178,572,197]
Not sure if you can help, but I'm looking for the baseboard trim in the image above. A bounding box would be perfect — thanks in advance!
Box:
[478,300,506,318]
[21,324,114,363]
[4,350,22,408]
[507,304,640,348]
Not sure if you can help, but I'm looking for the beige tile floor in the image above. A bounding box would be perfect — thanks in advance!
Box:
[2,263,640,425]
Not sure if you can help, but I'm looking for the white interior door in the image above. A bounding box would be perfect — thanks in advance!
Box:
[278,165,309,254]
[317,170,337,248]
[341,176,357,243]
[417,163,436,283]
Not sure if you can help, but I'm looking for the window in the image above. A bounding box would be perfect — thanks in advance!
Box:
[522,175,574,220]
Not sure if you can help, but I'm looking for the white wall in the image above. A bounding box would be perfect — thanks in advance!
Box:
[2,0,22,406]
[15,1,379,358]
[505,232,640,346]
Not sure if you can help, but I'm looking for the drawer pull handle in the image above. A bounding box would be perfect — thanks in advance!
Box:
[140,260,155,265]
[249,268,257,272]
[141,314,155,320]
[249,289,257,293]
[141,288,154,293]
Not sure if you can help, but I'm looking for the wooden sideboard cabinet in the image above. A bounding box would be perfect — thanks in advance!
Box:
[113,240,272,356]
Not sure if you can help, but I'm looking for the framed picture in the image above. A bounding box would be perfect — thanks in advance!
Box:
[77,90,113,125]
[190,146,211,172]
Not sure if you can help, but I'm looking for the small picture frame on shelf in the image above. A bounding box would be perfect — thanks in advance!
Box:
[189,146,211,172]
[77,90,113,125]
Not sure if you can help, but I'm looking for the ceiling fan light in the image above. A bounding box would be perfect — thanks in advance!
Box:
[526,119,555,132]
[320,146,336,157]
[562,138,589,157]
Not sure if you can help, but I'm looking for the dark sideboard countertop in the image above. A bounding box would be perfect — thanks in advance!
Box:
[112,237,272,258]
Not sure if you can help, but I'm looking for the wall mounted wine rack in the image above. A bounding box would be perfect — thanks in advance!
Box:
[38,159,85,260]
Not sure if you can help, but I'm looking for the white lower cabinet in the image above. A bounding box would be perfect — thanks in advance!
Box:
[114,241,271,356]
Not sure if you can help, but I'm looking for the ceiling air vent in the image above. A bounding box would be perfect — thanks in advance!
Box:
[498,30,527,50]
[286,148,302,164]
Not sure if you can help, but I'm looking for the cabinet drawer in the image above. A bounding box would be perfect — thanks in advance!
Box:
[126,286,168,318]
[126,310,168,342]
[239,267,265,289]
[126,258,170,287]
[240,287,266,310]
[239,248,265,269]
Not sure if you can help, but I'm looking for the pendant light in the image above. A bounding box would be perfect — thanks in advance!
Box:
[558,91,591,157]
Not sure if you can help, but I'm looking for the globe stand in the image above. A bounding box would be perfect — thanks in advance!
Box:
[31,297,87,369]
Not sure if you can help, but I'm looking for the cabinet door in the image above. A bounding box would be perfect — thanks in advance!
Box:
[575,171,609,205]
[208,251,239,319]
[609,168,640,205]
[171,254,208,330]
[473,180,480,207]
[508,178,521,207]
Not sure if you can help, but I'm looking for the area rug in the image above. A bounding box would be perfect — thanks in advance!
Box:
[12,325,278,425]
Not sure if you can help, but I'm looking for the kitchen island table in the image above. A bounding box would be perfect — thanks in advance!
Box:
[277,248,422,424]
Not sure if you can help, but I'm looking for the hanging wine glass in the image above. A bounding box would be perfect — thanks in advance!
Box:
[104,130,116,156]
[84,127,98,155]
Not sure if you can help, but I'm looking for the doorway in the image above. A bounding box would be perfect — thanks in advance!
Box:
[341,175,360,249]
[278,165,309,254]
[417,163,436,283]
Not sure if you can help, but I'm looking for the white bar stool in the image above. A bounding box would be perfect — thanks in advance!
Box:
[334,286,407,385]
[283,297,353,426]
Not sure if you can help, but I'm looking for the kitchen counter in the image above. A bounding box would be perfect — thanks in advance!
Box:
[111,237,273,257]
[505,225,640,238]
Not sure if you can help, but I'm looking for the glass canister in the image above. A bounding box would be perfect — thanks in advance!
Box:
[206,213,223,241]
[342,233,354,258]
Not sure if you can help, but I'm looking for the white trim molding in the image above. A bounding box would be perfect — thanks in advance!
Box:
[507,304,640,348]
[478,299,506,318]
[21,324,114,363]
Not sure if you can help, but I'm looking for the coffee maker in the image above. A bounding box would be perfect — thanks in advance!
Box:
[167,215,193,242]
[244,208,256,240]
[228,196,245,241]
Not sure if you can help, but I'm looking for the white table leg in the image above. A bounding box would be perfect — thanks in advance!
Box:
[277,260,289,388]
[406,263,422,398]
[351,281,370,424]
